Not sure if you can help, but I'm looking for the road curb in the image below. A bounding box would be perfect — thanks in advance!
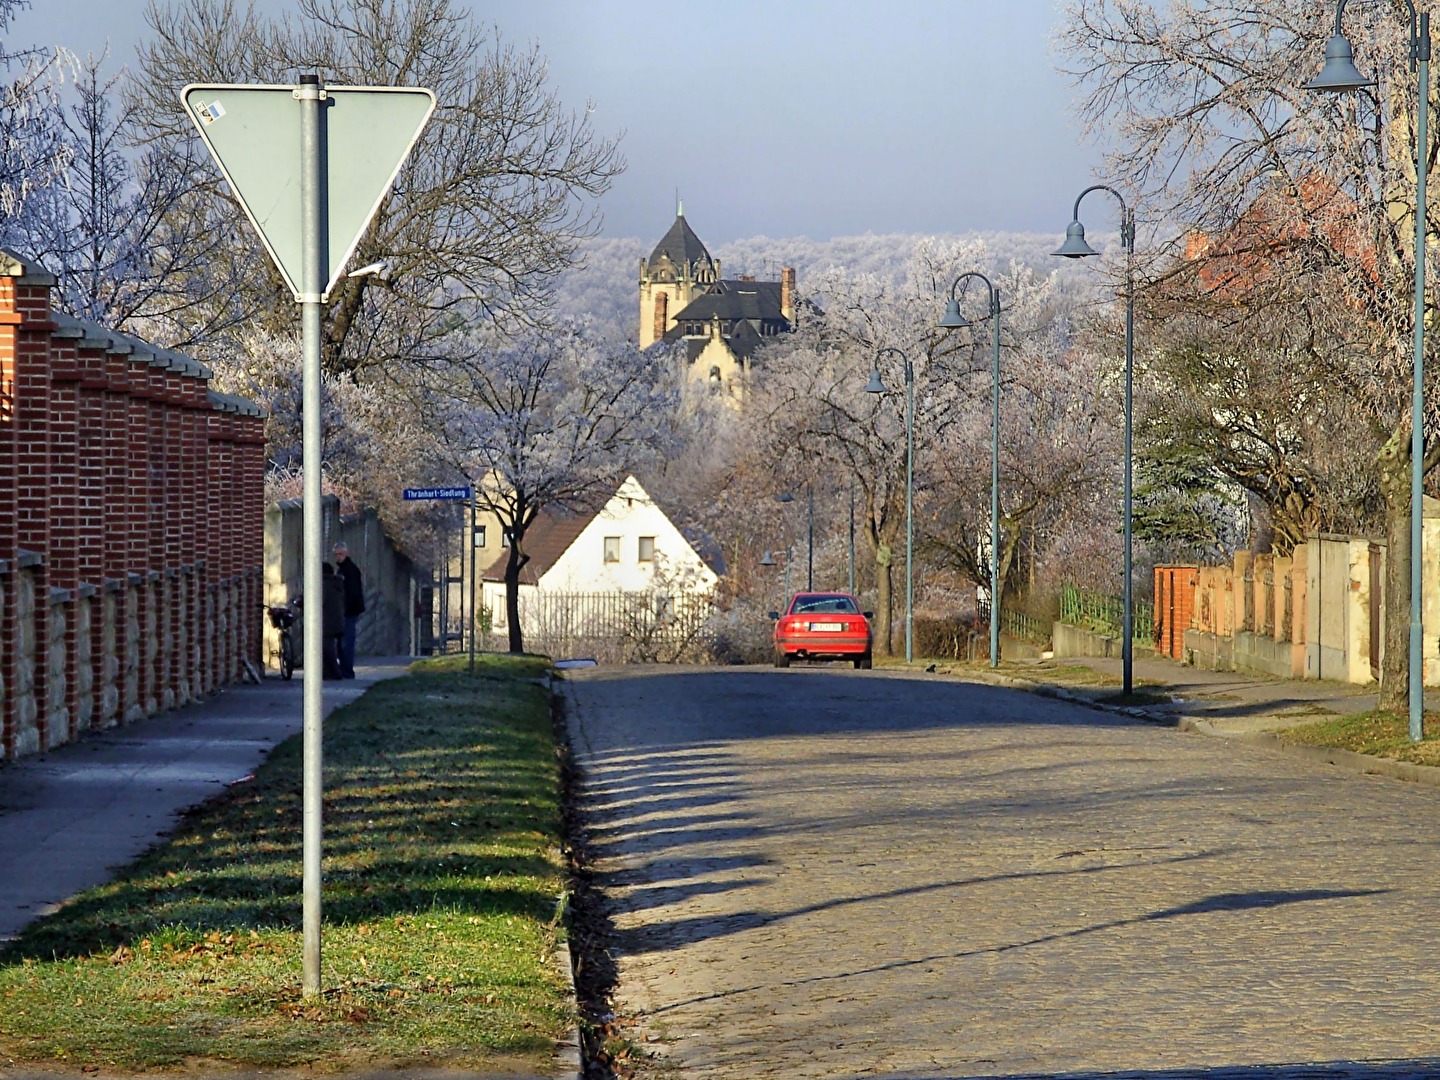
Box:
[949,666,1440,790]
[1178,717,1440,789]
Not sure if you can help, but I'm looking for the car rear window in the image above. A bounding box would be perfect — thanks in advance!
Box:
[790,595,859,615]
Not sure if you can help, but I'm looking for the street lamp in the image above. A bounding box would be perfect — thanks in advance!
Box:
[776,487,814,590]
[1305,0,1428,742]
[864,347,914,663]
[1054,184,1137,696]
[760,546,792,610]
[937,272,1002,669]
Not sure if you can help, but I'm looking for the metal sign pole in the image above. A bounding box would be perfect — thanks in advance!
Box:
[298,72,325,999]
[469,490,477,675]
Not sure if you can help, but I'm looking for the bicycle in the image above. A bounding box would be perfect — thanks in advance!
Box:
[264,600,299,680]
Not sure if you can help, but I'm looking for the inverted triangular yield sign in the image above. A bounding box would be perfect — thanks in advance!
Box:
[181,83,435,301]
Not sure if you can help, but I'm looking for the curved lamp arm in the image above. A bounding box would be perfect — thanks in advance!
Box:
[1072,185,1135,254]
[1332,0,1426,66]
[874,345,913,383]
[946,271,1001,316]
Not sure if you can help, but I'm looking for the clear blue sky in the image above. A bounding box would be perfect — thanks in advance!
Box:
[9,0,1104,244]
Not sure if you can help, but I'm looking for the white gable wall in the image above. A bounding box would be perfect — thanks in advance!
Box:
[540,476,718,594]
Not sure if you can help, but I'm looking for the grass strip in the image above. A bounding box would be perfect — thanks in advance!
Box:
[0,652,571,1074]
[1277,708,1440,766]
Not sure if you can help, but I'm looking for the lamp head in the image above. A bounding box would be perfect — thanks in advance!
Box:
[1053,220,1099,259]
[760,551,775,566]
[776,493,795,504]
[863,370,888,395]
[937,296,972,330]
[1303,34,1374,92]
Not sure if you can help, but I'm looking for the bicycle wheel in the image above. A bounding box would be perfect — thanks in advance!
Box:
[280,633,295,680]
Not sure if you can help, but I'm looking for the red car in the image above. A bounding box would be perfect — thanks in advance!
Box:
[771,591,873,669]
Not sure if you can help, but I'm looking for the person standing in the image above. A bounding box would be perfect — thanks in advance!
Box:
[333,541,365,678]
[321,561,346,679]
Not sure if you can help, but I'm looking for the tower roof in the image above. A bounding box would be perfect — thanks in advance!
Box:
[647,213,712,273]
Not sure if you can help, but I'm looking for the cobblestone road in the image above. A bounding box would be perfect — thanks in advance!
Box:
[564,666,1440,1080]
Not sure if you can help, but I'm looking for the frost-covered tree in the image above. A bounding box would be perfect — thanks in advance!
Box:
[0,0,68,244]
[424,325,682,653]
[5,51,244,335]
[1058,0,1427,709]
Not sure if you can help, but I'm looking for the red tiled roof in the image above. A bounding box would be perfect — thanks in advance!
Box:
[480,511,592,585]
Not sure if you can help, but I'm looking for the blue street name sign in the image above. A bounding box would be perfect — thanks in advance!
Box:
[403,486,472,501]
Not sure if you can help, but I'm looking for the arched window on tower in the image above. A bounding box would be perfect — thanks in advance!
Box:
[709,365,723,394]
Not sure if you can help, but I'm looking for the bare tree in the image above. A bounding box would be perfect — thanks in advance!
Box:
[128,0,624,376]
[1059,0,1438,711]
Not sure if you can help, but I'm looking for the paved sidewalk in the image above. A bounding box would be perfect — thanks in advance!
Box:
[0,657,412,943]
[999,654,1378,732]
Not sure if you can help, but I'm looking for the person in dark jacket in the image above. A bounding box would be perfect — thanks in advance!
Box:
[333,541,365,678]
[321,561,346,679]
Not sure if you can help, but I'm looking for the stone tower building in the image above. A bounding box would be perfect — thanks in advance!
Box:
[639,206,797,403]
[638,204,719,350]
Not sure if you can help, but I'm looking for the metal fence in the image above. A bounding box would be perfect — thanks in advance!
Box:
[1060,584,1155,646]
[1000,607,1052,646]
[493,590,715,664]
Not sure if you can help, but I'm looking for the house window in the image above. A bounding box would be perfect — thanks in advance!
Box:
[501,529,511,548]
[473,524,487,548]
[603,536,621,563]
[638,536,656,562]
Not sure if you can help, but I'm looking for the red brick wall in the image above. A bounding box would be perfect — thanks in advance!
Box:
[0,254,266,760]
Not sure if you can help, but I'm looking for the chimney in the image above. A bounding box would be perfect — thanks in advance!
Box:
[653,292,669,343]
[781,267,796,321]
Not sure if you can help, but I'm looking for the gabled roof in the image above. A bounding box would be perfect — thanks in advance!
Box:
[480,512,591,585]
[672,279,787,324]
[647,213,712,274]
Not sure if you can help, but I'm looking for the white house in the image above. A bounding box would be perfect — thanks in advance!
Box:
[479,476,720,657]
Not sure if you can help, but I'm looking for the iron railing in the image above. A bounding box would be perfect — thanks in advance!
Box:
[1060,584,1154,646]
[1000,607,1051,646]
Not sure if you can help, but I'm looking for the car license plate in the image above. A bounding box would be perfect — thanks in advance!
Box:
[810,622,844,631]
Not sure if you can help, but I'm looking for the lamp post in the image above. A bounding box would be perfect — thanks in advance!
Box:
[864,347,914,663]
[760,546,791,610]
[777,487,814,590]
[1305,0,1428,743]
[937,273,1003,669]
[1053,185,1136,696]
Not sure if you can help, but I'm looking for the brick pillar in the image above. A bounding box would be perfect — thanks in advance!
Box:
[0,276,18,757]
[76,333,106,731]
[242,410,266,666]
[182,368,206,700]
[206,404,225,691]
[103,337,131,725]
[126,350,150,718]
[11,271,57,754]
[47,332,81,742]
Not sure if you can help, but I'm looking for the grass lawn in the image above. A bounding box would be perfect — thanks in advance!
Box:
[1277,708,1440,767]
[0,652,573,1074]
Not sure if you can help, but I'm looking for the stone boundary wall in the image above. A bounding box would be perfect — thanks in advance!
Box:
[0,249,265,760]
[1120,505,1440,686]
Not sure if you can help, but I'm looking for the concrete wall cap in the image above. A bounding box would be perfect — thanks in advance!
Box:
[49,586,73,604]
[17,550,43,569]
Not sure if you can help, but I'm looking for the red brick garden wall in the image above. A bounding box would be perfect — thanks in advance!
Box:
[0,250,266,760]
